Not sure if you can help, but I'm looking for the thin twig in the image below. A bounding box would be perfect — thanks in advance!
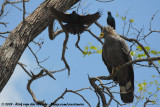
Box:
[86,29,103,44]
[59,21,70,75]
[23,0,26,23]
[27,69,47,106]
[75,33,85,53]
[0,31,11,34]
[88,75,107,106]
[18,62,32,77]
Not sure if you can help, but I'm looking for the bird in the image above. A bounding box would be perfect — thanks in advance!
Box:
[107,11,115,30]
[99,26,134,103]
[50,7,101,35]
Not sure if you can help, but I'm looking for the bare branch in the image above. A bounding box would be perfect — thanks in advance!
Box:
[27,69,47,106]
[0,31,11,34]
[120,35,160,73]
[67,90,91,107]
[43,69,56,80]
[120,56,160,74]
[48,21,64,40]
[0,22,8,27]
[18,62,32,77]
[0,35,7,38]
[49,89,67,107]
[143,98,156,107]
[86,29,103,45]
[0,0,7,17]
[58,21,70,75]
[95,21,103,30]
[23,0,26,23]
[28,46,43,68]
[88,76,107,106]
[96,0,114,3]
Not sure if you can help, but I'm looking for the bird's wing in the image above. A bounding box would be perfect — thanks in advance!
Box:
[112,18,116,29]
[118,37,134,103]
[107,17,115,29]
[102,48,112,75]
[118,38,132,61]
[50,7,72,23]
[79,12,101,25]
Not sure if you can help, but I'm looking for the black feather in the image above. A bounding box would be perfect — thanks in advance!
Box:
[107,12,115,30]
[50,7,101,34]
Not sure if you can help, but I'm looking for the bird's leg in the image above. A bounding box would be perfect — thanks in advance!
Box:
[108,67,115,78]
[111,67,115,76]
[115,65,121,71]
[110,66,120,83]
[75,33,85,53]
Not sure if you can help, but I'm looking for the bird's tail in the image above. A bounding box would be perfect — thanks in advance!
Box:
[119,81,134,103]
[63,24,86,35]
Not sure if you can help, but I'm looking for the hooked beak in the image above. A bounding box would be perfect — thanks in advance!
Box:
[99,32,104,39]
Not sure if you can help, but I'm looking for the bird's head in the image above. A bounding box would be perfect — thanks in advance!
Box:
[99,32,104,39]
[72,11,77,14]
[99,26,116,39]
[108,11,111,16]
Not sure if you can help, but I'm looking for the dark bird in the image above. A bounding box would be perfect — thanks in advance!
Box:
[99,26,134,103]
[50,7,101,35]
[107,11,115,30]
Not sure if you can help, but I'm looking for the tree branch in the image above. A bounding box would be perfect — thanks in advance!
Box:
[0,0,80,92]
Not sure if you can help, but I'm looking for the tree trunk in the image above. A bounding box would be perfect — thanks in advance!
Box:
[0,0,79,92]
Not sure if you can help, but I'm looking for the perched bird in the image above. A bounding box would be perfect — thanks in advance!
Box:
[99,26,134,103]
[107,11,115,30]
[50,7,101,35]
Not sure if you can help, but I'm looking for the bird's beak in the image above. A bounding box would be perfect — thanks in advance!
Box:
[65,13,70,14]
[99,32,104,39]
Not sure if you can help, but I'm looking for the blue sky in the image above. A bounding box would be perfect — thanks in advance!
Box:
[0,0,160,107]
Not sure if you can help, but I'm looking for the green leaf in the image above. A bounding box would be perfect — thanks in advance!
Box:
[144,46,150,52]
[85,46,88,51]
[116,13,119,17]
[130,51,134,56]
[151,50,158,55]
[148,92,152,94]
[130,19,134,23]
[137,46,142,51]
[152,101,156,104]
[97,49,102,54]
[137,54,144,58]
[138,84,143,91]
[138,83,141,87]
[90,46,97,50]
[150,82,153,84]
[100,49,102,53]
[154,80,158,85]
[158,60,160,63]
[82,52,87,57]
[152,75,155,77]
[154,95,157,97]
[157,87,160,90]
[142,82,147,86]
[87,52,91,56]
[89,42,92,45]
[121,16,126,20]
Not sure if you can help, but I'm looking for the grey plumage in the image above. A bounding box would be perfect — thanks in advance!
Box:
[100,26,134,103]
